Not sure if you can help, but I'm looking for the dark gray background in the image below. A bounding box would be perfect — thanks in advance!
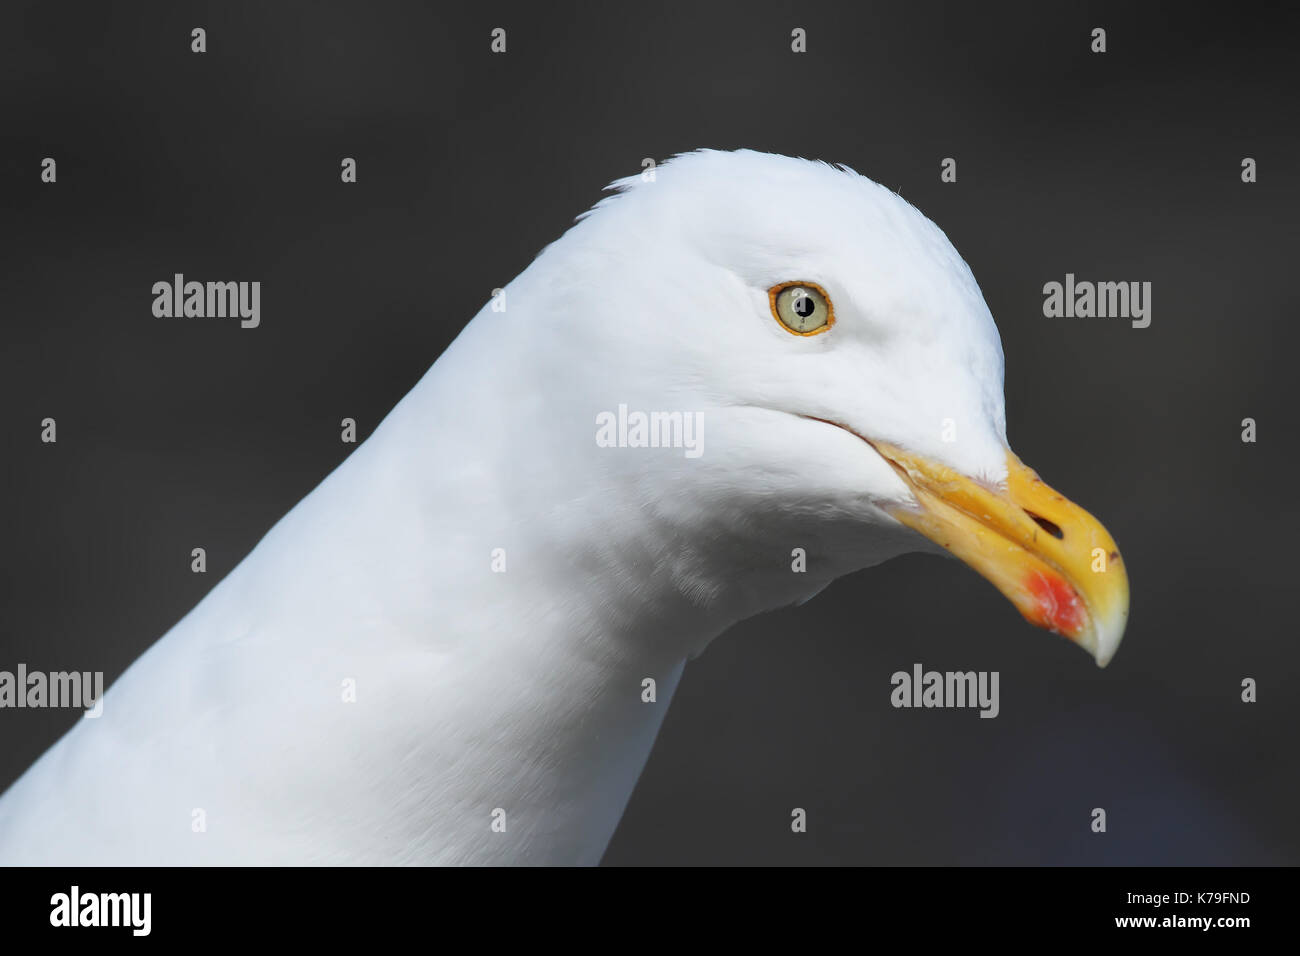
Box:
[2,1,1296,865]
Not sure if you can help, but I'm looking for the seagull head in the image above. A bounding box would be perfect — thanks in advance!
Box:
[499,149,1129,666]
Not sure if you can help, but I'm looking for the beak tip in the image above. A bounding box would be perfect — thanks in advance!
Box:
[1085,609,1128,669]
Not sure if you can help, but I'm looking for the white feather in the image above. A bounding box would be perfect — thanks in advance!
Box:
[0,149,1009,864]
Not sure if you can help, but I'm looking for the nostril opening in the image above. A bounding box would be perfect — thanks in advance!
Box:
[1025,511,1064,539]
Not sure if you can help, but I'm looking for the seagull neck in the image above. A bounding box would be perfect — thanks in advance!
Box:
[307,347,751,862]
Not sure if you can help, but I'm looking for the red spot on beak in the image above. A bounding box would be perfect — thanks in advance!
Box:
[1025,570,1085,637]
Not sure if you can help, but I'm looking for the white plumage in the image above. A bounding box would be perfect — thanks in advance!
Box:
[0,150,1121,865]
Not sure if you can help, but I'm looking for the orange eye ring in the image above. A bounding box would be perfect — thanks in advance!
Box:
[768,281,835,336]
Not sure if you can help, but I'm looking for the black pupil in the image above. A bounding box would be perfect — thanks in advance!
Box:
[793,291,815,317]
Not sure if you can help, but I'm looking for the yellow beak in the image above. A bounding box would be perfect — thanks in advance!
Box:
[873,442,1130,667]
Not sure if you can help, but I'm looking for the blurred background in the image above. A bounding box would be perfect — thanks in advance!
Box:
[1,0,1296,864]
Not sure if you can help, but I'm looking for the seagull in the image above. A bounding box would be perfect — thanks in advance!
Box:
[0,149,1129,865]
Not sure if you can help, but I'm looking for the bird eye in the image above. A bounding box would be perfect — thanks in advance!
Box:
[769,281,833,335]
